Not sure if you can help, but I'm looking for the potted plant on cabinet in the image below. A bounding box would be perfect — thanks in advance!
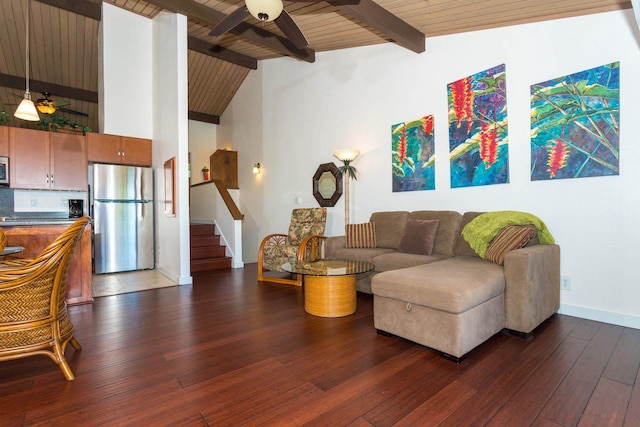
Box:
[201,166,210,181]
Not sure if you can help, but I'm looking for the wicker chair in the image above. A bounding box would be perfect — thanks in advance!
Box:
[0,227,6,253]
[258,208,327,286]
[0,216,91,381]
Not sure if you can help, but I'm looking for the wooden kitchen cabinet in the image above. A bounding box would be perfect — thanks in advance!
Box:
[9,127,87,191]
[0,126,8,156]
[87,133,152,166]
[210,149,238,189]
[2,223,93,305]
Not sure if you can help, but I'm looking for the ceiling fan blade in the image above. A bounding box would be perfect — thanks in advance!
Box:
[57,107,89,117]
[53,100,71,107]
[274,10,308,50]
[209,7,250,37]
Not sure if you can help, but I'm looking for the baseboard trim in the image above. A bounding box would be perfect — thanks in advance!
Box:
[559,304,640,329]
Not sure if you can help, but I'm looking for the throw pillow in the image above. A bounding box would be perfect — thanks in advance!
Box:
[484,225,537,265]
[398,219,439,255]
[345,222,377,249]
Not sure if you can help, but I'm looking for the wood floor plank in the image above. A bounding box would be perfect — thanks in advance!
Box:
[578,377,632,427]
[487,336,588,426]
[538,322,625,426]
[603,327,640,386]
[0,265,637,426]
[625,363,640,426]
[393,379,477,426]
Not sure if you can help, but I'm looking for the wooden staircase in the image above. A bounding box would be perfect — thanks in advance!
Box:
[190,223,232,272]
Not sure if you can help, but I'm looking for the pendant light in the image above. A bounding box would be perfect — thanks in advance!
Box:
[14,0,39,122]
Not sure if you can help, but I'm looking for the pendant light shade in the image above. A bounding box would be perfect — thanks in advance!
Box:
[15,94,39,121]
[14,0,39,122]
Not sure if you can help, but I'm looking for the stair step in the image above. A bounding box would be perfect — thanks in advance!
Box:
[191,257,232,272]
[189,223,231,273]
[191,245,226,259]
[191,234,221,247]
[190,223,216,236]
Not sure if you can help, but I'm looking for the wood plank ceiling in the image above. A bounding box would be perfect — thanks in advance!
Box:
[0,0,632,133]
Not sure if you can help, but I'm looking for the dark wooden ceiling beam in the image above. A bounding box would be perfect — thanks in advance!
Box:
[142,0,316,63]
[0,73,98,103]
[35,0,101,20]
[330,0,425,53]
[188,111,220,125]
[34,0,289,68]
[188,36,257,70]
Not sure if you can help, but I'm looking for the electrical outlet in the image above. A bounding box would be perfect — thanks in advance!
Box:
[30,199,37,207]
[561,276,571,290]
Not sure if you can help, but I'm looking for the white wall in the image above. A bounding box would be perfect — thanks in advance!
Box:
[219,10,640,328]
[217,69,265,263]
[152,11,191,285]
[99,3,153,138]
[188,120,217,185]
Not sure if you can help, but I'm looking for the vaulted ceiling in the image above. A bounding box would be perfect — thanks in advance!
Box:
[0,0,632,132]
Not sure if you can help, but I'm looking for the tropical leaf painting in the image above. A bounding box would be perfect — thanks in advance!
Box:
[391,115,435,192]
[448,64,509,188]
[530,62,620,180]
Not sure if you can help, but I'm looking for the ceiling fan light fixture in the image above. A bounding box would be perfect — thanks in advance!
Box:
[14,92,40,121]
[245,0,283,22]
[36,103,55,115]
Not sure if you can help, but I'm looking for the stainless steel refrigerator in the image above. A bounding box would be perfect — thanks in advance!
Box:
[92,164,154,274]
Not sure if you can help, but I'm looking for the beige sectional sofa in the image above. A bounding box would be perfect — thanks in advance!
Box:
[324,210,560,361]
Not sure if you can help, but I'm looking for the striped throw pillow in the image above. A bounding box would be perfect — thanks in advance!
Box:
[345,223,377,249]
[484,225,537,265]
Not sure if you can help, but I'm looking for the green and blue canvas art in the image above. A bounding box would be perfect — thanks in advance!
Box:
[530,62,620,181]
[448,64,509,188]
[391,115,435,192]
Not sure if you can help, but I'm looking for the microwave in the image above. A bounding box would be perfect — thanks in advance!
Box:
[0,156,8,185]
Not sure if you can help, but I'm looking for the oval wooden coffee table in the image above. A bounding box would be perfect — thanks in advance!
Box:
[282,259,375,317]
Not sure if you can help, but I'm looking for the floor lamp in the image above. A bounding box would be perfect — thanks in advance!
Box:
[333,149,360,226]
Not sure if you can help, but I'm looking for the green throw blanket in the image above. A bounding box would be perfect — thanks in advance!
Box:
[462,211,555,258]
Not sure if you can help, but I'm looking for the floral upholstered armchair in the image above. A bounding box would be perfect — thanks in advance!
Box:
[258,208,327,286]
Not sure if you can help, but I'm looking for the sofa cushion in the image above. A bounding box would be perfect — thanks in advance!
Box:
[345,222,377,249]
[484,225,537,265]
[331,247,396,263]
[371,256,505,314]
[398,219,439,255]
[370,211,409,249]
[409,210,463,256]
[453,212,485,257]
[372,251,450,272]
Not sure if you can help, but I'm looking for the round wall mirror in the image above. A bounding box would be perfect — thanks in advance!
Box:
[313,162,343,207]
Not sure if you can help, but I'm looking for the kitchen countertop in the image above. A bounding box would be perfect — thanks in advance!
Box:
[0,218,80,226]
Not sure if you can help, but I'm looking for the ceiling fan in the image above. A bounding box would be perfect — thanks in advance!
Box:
[209,0,313,49]
[36,92,88,117]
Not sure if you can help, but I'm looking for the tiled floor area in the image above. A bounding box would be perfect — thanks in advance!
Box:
[92,269,178,297]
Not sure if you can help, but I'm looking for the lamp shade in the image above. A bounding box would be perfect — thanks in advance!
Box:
[14,94,40,122]
[245,0,283,22]
[253,163,261,174]
[333,149,360,162]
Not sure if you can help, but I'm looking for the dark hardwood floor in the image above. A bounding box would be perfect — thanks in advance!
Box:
[1,264,639,426]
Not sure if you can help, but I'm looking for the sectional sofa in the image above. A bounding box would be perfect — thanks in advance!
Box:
[324,210,560,361]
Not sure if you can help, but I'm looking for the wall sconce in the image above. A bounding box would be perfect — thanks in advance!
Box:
[252,163,261,174]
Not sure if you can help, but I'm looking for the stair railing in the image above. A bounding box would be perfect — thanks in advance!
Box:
[212,180,244,220]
